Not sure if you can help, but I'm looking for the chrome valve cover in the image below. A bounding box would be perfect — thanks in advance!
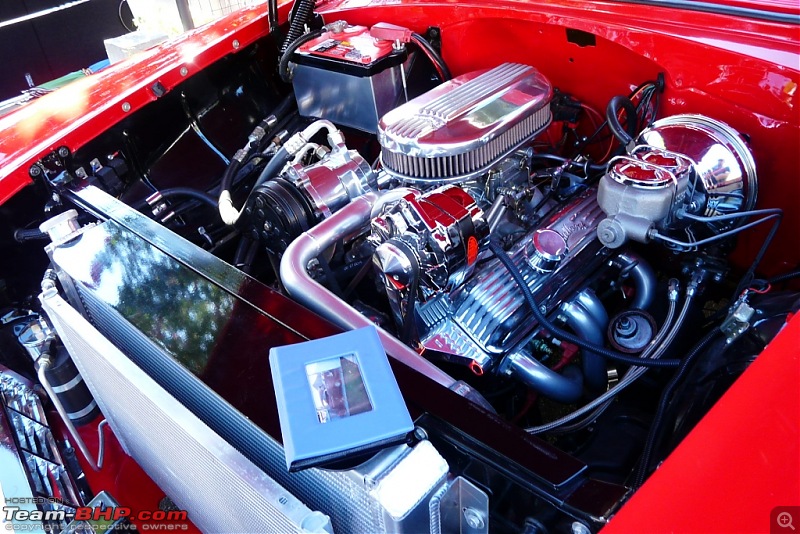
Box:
[419,189,610,372]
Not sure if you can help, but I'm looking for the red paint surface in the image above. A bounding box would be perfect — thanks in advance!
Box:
[0,0,798,529]
[605,313,800,533]
[48,416,198,532]
[315,0,800,272]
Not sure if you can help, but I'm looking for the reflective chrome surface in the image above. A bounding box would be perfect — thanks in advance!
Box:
[639,114,758,221]
[1,365,82,532]
[379,63,552,181]
[418,189,609,365]
[530,228,567,273]
[40,291,334,534]
[285,144,375,218]
[279,189,460,389]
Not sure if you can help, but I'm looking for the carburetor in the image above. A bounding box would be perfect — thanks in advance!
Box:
[370,185,489,341]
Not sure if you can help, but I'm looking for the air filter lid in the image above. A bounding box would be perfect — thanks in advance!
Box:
[379,63,552,182]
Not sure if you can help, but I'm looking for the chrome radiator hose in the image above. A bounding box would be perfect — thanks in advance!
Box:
[280,189,459,390]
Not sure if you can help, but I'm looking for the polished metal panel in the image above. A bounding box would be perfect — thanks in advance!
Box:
[597,147,694,248]
[294,63,405,133]
[420,317,495,375]
[638,114,757,220]
[40,291,332,534]
[435,477,489,534]
[285,144,375,218]
[280,189,461,390]
[54,186,449,533]
[370,185,489,338]
[379,63,552,182]
[355,441,450,532]
[598,114,758,249]
[447,189,608,356]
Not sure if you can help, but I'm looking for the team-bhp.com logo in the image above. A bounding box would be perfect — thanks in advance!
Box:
[3,504,188,531]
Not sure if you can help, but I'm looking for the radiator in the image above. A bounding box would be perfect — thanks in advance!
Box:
[39,187,453,533]
[40,289,332,534]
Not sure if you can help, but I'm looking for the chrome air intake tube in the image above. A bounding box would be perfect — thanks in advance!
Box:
[279,189,459,390]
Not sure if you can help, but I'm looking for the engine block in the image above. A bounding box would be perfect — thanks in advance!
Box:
[418,189,610,373]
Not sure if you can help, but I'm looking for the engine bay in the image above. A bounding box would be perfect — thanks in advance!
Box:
[0,5,798,533]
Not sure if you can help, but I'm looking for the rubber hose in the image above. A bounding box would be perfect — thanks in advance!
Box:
[606,95,639,148]
[410,33,452,81]
[769,269,800,284]
[161,187,218,208]
[271,94,296,125]
[253,146,290,189]
[633,327,721,487]
[267,0,278,35]
[280,0,315,54]
[221,95,294,191]
[14,227,48,242]
[134,187,218,211]
[279,29,324,83]
[219,159,242,195]
[489,241,680,368]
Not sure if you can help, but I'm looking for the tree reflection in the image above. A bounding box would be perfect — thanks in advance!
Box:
[93,225,235,375]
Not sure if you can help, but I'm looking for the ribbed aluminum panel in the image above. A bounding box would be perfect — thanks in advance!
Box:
[422,63,533,121]
[447,190,608,355]
[378,63,552,182]
[42,188,393,533]
[40,290,332,534]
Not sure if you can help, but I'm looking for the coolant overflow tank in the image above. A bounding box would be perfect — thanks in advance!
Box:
[291,24,408,133]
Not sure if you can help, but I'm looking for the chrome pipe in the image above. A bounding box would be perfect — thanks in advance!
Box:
[280,189,458,389]
[501,349,583,404]
[561,291,609,393]
[617,251,657,310]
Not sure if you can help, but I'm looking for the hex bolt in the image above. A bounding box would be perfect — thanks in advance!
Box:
[463,508,485,530]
